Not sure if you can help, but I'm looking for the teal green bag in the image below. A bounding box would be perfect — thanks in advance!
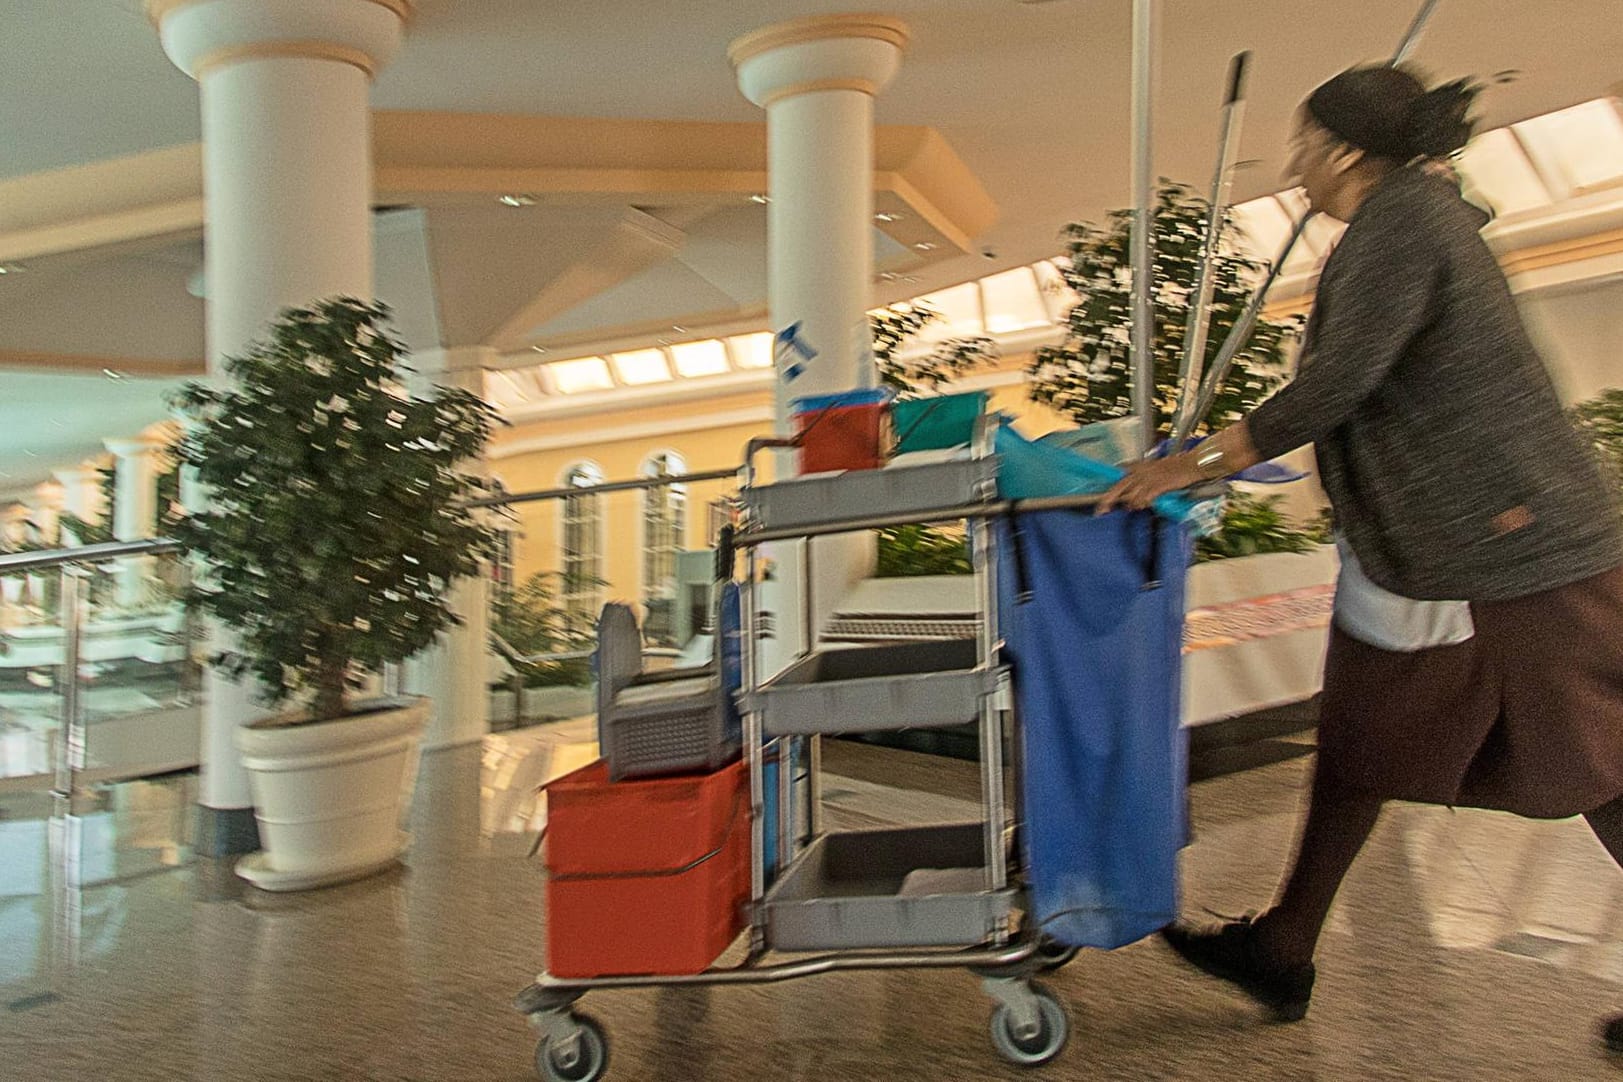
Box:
[891,391,989,453]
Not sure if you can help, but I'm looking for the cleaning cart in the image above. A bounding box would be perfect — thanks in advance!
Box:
[514,409,1191,1080]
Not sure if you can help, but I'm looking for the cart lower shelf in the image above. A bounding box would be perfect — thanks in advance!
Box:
[764,822,1014,951]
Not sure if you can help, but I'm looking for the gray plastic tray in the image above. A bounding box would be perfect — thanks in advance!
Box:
[746,639,997,736]
[743,456,998,533]
[764,823,1014,951]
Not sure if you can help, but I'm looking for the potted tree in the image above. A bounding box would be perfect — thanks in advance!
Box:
[171,297,501,891]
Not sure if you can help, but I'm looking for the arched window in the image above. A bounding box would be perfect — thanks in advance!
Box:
[560,462,604,631]
[640,451,687,646]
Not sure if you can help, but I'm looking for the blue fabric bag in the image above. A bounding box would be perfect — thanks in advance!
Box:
[996,508,1189,949]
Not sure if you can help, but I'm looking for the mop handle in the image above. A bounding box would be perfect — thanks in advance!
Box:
[1184,212,1312,433]
[1393,0,1444,64]
[1178,0,1444,443]
[1170,51,1252,451]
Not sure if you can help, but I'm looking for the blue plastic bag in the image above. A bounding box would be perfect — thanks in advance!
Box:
[997,509,1189,949]
[995,425,1202,523]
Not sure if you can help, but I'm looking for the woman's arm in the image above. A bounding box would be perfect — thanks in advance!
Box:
[1097,420,1262,513]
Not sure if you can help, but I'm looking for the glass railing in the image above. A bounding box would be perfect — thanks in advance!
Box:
[0,540,198,794]
[478,468,738,731]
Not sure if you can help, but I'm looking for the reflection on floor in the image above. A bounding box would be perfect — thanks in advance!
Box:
[1,722,1621,1080]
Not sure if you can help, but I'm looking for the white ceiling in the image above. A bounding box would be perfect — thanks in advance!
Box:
[3,0,1623,493]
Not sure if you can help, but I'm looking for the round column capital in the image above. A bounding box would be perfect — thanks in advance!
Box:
[730,14,908,109]
[104,436,168,461]
[52,464,104,487]
[147,0,411,82]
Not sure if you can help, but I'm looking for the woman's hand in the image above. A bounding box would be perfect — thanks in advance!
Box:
[1097,454,1204,514]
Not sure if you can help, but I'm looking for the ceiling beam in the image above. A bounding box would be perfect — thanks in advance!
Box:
[0,349,203,378]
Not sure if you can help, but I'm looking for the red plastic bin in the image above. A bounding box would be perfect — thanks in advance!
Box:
[545,759,750,978]
[792,389,891,474]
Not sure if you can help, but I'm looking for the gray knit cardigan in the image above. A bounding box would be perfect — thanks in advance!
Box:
[1247,167,1623,601]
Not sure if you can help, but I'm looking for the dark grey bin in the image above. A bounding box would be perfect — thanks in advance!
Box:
[764,823,1013,950]
[742,456,998,533]
[745,639,1000,736]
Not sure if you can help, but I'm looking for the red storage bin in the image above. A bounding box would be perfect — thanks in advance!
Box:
[545,759,750,978]
[792,389,891,474]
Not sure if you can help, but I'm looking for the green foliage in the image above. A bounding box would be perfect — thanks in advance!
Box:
[1030,181,1301,437]
[1572,389,1623,503]
[491,571,600,687]
[870,303,999,396]
[169,297,502,722]
[1195,492,1325,562]
[875,524,972,578]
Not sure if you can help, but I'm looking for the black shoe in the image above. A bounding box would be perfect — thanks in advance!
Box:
[1160,915,1315,1022]
[1603,1016,1623,1054]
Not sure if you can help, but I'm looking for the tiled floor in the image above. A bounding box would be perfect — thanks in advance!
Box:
[1,724,1621,1080]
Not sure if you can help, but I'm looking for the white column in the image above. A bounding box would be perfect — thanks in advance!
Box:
[150,0,410,849]
[403,346,493,750]
[731,16,908,669]
[104,438,163,606]
[52,464,106,546]
[31,481,66,548]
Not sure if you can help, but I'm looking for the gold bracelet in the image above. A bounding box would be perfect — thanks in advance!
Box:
[1194,446,1227,481]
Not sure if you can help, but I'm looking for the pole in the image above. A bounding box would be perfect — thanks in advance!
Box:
[1129,0,1157,455]
[1170,51,1251,449]
[1392,0,1443,64]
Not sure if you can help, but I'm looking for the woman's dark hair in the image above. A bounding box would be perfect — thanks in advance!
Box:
[1307,65,1479,162]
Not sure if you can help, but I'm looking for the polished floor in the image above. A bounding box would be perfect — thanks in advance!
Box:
[1,723,1621,1081]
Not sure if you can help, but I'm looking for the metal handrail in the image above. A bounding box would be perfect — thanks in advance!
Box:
[0,537,182,574]
[466,467,740,510]
[0,536,189,804]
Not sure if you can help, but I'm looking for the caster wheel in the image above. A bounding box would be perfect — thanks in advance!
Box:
[989,984,1069,1068]
[536,1013,609,1082]
[1035,936,1079,973]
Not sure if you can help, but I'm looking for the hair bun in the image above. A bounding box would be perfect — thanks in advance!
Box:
[1406,79,1479,159]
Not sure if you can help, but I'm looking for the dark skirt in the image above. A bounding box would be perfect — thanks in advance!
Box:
[1317,563,1623,819]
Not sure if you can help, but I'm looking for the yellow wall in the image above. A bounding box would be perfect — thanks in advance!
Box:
[487,357,1080,600]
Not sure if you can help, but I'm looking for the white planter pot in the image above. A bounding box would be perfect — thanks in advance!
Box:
[1183,547,1340,726]
[235,696,429,892]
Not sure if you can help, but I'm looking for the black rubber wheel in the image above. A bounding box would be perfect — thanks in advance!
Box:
[536,1013,609,1082]
[1035,936,1080,973]
[989,984,1070,1068]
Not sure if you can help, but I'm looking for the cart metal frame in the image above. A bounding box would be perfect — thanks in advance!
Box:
[516,416,1102,1080]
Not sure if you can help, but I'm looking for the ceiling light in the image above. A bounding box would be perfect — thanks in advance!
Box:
[0,263,25,275]
[529,344,548,354]
[750,194,771,204]
[671,324,687,334]
[913,242,938,252]
[875,212,903,223]
[498,194,538,207]
[103,369,127,381]
[876,271,899,282]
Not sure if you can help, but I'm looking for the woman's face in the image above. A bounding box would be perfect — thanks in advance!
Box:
[1285,110,1353,217]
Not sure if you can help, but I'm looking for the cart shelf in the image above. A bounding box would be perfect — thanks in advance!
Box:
[741,456,998,533]
[764,823,1015,951]
[746,638,1001,736]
